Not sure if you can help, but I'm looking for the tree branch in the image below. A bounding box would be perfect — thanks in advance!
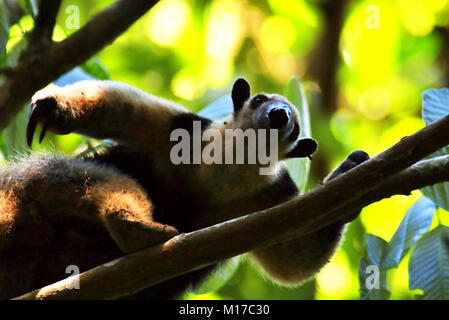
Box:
[3,0,25,26]
[307,155,449,234]
[307,0,348,112]
[29,0,62,43]
[0,0,159,130]
[14,112,449,300]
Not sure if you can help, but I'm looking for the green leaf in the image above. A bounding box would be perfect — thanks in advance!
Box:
[284,77,312,138]
[4,106,30,157]
[359,234,391,300]
[409,225,449,300]
[421,88,449,211]
[6,37,28,67]
[284,77,312,193]
[191,256,241,295]
[80,57,110,80]
[381,197,436,269]
[198,95,232,120]
[422,88,449,125]
[0,2,9,55]
[365,234,387,265]
[16,0,37,19]
[0,132,8,159]
[54,67,95,86]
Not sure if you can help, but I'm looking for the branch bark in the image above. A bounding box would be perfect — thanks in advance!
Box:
[3,0,25,26]
[0,0,159,130]
[14,112,449,300]
[29,0,62,44]
[307,0,348,112]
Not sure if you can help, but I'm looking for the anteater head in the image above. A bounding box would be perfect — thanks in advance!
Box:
[231,78,317,160]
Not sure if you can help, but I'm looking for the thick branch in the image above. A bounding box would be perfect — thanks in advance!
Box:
[307,155,449,234]
[0,0,158,130]
[14,113,449,299]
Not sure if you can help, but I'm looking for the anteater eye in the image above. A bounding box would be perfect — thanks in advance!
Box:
[250,95,268,109]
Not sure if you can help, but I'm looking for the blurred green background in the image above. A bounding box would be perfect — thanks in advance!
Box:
[3,0,449,300]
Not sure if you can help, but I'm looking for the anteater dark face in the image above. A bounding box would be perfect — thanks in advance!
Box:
[230,78,316,159]
[250,94,298,142]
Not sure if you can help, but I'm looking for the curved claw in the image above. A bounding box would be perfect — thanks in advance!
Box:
[39,122,50,144]
[27,105,40,148]
[26,97,59,148]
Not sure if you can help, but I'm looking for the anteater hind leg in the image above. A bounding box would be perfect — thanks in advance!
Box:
[0,156,178,254]
[250,150,370,285]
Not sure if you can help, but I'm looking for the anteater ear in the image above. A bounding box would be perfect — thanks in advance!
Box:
[232,78,250,113]
[285,138,317,159]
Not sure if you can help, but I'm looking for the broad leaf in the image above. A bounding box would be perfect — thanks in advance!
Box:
[81,57,110,80]
[198,95,232,120]
[192,256,241,295]
[0,2,9,55]
[381,197,436,269]
[54,67,96,86]
[421,88,449,210]
[409,225,449,300]
[359,234,391,300]
[6,36,27,67]
[284,77,312,193]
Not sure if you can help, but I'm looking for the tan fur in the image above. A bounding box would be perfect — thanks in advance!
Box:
[250,225,346,285]
[88,177,153,222]
[33,81,188,155]
[0,190,19,250]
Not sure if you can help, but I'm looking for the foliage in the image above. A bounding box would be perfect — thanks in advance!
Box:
[409,225,449,300]
[421,89,449,210]
[359,197,436,299]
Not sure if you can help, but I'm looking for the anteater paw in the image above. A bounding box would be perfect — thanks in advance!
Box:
[27,97,76,147]
[326,149,370,182]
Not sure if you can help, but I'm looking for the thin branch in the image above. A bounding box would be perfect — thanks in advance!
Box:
[4,0,25,26]
[29,0,62,43]
[0,0,159,130]
[307,0,348,112]
[50,0,158,69]
[14,112,449,300]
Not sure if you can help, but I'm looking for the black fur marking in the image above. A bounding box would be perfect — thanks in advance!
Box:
[84,145,219,299]
[86,145,206,232]
[326,150,370,182]
[232,78,250,113]
[285,138,317,159]
[263,168,299,198]
[250,94,268,110]
[287,122,300,142]
[171,113,212,135]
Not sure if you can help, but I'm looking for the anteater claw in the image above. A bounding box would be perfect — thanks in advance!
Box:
[39,122,50,144]
[26,106,39,147]
[26,97,70,148]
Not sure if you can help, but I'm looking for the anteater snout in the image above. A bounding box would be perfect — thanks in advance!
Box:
[268,105,290,129]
